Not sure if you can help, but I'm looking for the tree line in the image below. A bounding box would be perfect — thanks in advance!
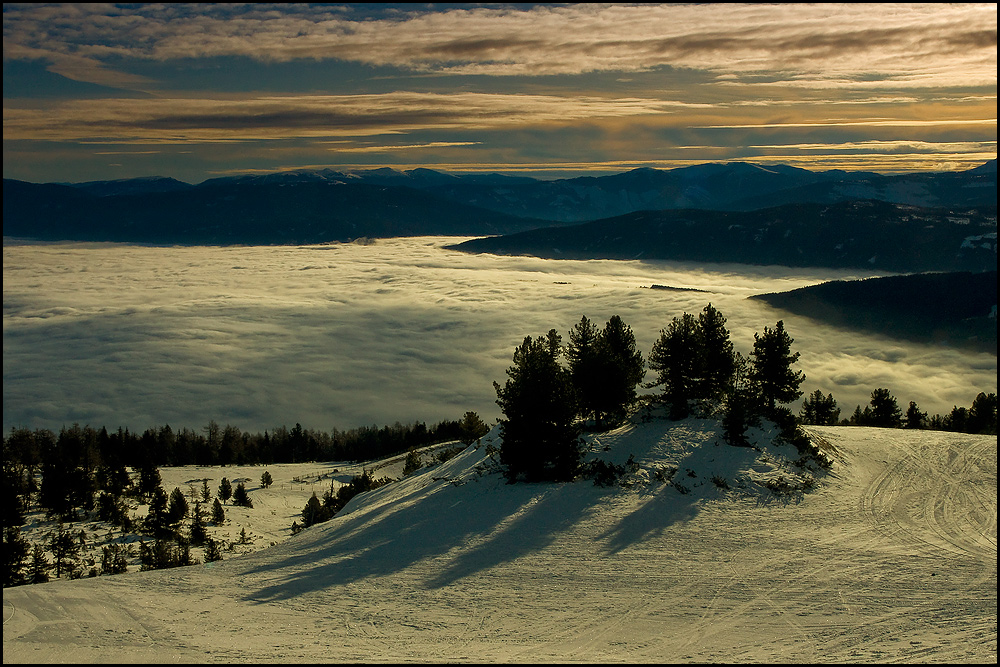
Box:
[2,417,474,524]
[2,414,487,586]
[800,387,996,432]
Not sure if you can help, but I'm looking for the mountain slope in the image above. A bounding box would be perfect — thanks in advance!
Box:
[751,271,998,354]
[448,199,998,273]
[729,162,998,211]
[3,420,995,662]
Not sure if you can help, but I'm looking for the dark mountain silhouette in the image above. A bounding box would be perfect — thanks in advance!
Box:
[447,199,998,273]
[4,161,995,263]
[421,163,879,222]
[2,178,554,245]
[751,271,998,354]
[421,161,996,222]
[728,161,997,212]
[64,176,194,197]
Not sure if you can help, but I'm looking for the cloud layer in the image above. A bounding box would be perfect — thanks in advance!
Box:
[4,4,996,87]
[3,3,995,183]
[3,238,994,435]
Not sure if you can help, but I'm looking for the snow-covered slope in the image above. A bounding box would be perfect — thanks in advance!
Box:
[3,418,996,663]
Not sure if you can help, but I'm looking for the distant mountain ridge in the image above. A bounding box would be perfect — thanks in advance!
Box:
[2,179,554,245]
[187,160,995,222]
[4,161,996,262]
[447,199,998,274]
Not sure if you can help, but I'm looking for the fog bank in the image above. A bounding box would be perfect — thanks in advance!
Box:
[3,237,995,435]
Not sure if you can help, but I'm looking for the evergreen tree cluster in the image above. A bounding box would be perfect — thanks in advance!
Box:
[495,315,646,483]
[297,469,393,531]
[494,306,814,482]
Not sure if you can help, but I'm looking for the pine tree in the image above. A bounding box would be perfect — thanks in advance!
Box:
[968,392,998,434]
[695,304,735,401]
[2,526,31,587]
[260,470,273,489]
[204,537,223,563]
[458,411,489,445]
[100,543,129,575]
[565,315,604,426]
[904,401,928,429]
[302,492,323,528]
[189,500,208,545]
[402,450,422,476]
[800,390,840,425]
[48,522,81,578]
[211,498,225,526]
[28,544,51,584]
[648,313,702,419]
[868,388,902,427]
[945,405,969,432]
[38,443,76,520]
[96,491,129,527]
[232,482,253,508]
[849,404,866,425]
[2,461,29,528]
[721,352,760,446]
[594,315,645,427]
[749,320,805,417]
[201,479,211,502]
[167,486,189,527]
[218,477,233,504]
[146,486,170,536]
[136,460,162,502]
[494,332,581,482]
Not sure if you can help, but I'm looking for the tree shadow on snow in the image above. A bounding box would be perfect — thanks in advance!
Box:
[238,472,607,602]
[423,481,608,589]
[597,486,701,555]
[238,442,761,602]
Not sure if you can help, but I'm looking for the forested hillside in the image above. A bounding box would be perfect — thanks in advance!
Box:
[752,271,997,354]
[448,200,998,273]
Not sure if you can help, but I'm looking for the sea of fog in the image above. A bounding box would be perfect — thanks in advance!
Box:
[3,236,996,436]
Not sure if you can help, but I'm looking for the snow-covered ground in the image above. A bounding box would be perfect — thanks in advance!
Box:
[3,415,996,663]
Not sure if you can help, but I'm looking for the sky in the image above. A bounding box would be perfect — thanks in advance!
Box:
[2,2,997,185]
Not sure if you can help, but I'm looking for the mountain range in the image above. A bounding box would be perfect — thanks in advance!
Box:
[3,160,996,274]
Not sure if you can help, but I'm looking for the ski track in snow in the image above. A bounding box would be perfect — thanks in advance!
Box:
[2,425,996,663]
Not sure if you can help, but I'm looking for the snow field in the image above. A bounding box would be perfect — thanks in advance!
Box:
[3,418,996,663]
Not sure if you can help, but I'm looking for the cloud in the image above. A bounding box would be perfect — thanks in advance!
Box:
[3,238,994,435]
[700,119,997,129]
[3,4,995,88]
[326,141,481,153]
[1,92,699,143]
[747,140,996,154]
